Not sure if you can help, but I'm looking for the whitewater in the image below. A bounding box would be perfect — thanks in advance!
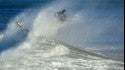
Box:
[0,0,124,70]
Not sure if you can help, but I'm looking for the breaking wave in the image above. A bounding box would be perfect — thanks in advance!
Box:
[0,0,124,70]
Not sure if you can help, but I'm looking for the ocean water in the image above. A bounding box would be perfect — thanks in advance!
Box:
[0,0,124,70]
[0,37,124,70]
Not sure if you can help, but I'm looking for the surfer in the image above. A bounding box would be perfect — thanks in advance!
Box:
[16,21,29,33]
[56,9,67,23]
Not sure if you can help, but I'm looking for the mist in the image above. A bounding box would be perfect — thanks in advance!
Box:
[54,0,124,49]
[0,0,124,57]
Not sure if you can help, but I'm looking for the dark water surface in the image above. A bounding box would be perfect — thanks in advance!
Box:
[0,0,51,32]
